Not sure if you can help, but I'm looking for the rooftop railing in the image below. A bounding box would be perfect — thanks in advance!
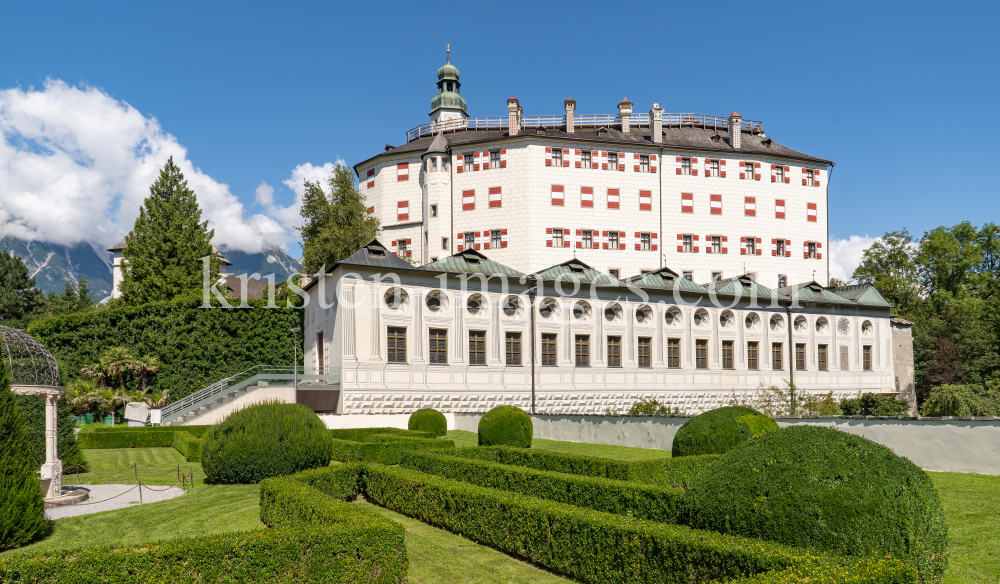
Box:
[406,113,762,142]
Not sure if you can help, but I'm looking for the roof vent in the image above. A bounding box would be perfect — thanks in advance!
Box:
[569,262,586,273]
[466,257,480,265]
[761,136,772,145]
[384,144,394,151]
[536,127,546,135]
[597,127,608,136]
[710,132,721,140]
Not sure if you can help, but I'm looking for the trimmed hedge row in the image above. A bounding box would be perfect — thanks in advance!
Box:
[328,427,436,441]
[448,446,715,487]
[400,450,683,523]
[171,431,203,462]
[364,464,917,584]
[78,428,203,462]
[330,436,455,465]
[89,424,214,438]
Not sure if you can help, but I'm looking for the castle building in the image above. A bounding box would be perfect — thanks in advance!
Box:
[355,56,832,290]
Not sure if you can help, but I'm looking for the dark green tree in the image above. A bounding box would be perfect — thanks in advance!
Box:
[0,361,49,550]
[0,251,45,324]
[119,157,220,305]
[916,221,981,297]
[47,277,95,316]
[298,165,380,274]
[853,229,921,314]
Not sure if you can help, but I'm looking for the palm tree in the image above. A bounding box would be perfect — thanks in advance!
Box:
[65,379,97,415]
[100,347,135,391]
[130,355,160,392]
[145,390,170,408]
[89,388,126,418]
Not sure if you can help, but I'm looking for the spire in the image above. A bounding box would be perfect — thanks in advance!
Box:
[430,49,468,122]
[446,43,450,63]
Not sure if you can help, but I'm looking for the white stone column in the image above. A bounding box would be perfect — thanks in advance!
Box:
[40,392,62,499]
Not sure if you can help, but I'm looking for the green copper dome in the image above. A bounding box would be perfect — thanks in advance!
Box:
[437,62,460,81]
[430,58,467,117]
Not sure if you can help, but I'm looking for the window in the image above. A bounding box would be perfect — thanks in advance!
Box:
[805,169,815,186]
[695,339,708,369]
[387,327,407,363]
[608,268,620,279]
[553,229,564,248]
[742,161,755,179]
[863,345,872,371]
[464,232,474,250]
[582,151,592,169]
[442,237,448,250]
[681,157,692,175]
[575,335,590,367]
[639,155,650,172]
[808,242,817,259]
[430,158,438,171]
[491,230,502,249]
[490,151,500,168]
[840,346,849,371]
[772,343,783,370]
[776,239,786,257]
[552,149,563,167]
[397,240,408,257]
[709,159,720,177]
[778,274,787,289]
[775,166,785,182]
[506,332,522,365]
[582,230,594,249]
[712,272,723,282]
[722,340,734,369]
[429,329,448,364]
[468,331,486,365]
[818,344,828,371]
[640,233,651,251]
[431,204,438,217]
[746,237,757,255]
[683,271,693,281]
[711,236,721,253]
[796,343,806,371]
[541,334,557,366]
[747,341,759,370]
[667,338,680,368]
[683,235,693,253]
[464,154,474,172]
[607,335,622,367]
[637,337,651,368]
[608,152,618,170]
[608,231,620,249]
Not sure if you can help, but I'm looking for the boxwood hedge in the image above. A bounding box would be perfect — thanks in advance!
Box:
[328,427,436,441]
[671,406,778,457]
[77,427,203,462]
[408,408,447,436]
[330,435,455,465]
[478,405,532,447]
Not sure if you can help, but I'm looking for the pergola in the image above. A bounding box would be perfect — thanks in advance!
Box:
[2,326,65,500]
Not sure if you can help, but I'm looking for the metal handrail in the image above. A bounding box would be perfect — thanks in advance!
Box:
[405,112,763,142]
[161,365,298,417]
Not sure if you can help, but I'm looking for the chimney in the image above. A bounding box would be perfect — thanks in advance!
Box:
[564,98,576,133]
[618,98,633,134]
[507,97,521,136]
[728,112,742,150]
[649,103,663,144]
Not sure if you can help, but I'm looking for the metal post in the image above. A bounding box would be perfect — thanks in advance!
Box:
[177,464,180,484]
[291,327,301,393]
[528,287,537,414]
[134,463,142,504]
[76,463,79,485]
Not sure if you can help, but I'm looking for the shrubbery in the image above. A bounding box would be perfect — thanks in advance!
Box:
[478,405,532,448]
[681,426,948,583]
[0,362,49,551]
[840,392,911,416]
[201,402,332,484]
[920,384,1000,416]
[14,394,85,471]
[671,406,778,457]
[329,435,455,465]
[408,408,447,436]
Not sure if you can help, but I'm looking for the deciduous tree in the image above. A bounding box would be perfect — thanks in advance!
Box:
[298,165,380,274]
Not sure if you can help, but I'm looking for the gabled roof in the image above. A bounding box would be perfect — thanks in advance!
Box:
[338,239,416,270]
[224,274,269,300]
[423,249,523,277]
[778,281,856,305]
[829,283,893,307]
[707,274,789,300]
[530,259,621,286]
[627,267,709,293]
[423,132,449,156]
[108,236,128,252]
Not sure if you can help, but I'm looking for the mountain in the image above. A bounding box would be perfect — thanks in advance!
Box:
[1,237,304,302]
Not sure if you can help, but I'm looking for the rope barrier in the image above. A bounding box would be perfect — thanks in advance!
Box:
[140,481,182,492]
[66,463,190,478]
[68,484,139,506]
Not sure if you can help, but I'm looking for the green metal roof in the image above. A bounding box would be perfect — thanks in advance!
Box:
[423,249,523,277]
[531,260,622,287]
[628,268,710,294]
[707,275,789,301]
[778,281,857,305]
[437,62,460,81]
[829,284,893,307]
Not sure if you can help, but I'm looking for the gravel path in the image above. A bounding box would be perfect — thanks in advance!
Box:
[46,484,186,520]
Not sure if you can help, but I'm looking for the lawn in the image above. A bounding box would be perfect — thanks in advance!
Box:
[65,446,207,487]
[445,430,673,460]
[931,471,1000,584]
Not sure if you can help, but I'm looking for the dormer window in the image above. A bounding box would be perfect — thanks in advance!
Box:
[598,127,608,137]
[367,248,385,259]
[536,127,546,135]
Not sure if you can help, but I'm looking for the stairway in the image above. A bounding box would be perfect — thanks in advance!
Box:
[170,382,262,425]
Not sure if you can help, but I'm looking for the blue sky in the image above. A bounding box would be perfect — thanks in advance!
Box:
[1,0,997,277]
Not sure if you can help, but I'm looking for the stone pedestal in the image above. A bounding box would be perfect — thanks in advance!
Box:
[13,385,65,502]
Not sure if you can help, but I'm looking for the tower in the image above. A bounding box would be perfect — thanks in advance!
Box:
[429,44,468,124]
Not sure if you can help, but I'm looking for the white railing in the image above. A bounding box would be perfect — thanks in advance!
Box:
[405,113,763,142]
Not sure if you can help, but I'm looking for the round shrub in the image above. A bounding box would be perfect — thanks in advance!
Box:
[671,405,777,457]
[681,426,948,583]
[409,408,447,436]
[201,401,333,484]
[478,405,532,448]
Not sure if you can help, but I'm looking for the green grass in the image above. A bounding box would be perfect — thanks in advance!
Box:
[931,471,1000,584]
[358,501,572,584]
[65,447,206,487]
[446,430,672,460]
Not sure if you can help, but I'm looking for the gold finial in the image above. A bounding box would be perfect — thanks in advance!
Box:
[446,43,450,62]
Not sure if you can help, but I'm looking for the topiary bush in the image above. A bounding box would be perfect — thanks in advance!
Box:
[841,392,911,416]
[408,408,447,436]
[671,405,777,457]
[680,425,948,583]
[0,361,49,551]
[201,401,333,484]
[478,405,532,448]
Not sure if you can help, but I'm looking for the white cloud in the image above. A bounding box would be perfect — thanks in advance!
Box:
[0,79,340,255]
[828,235,877,282]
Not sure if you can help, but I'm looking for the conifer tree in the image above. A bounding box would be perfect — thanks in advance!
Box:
[299,165,380,274]
[119,157,220,305]
[0,251,45,324]
[0,360,48,550]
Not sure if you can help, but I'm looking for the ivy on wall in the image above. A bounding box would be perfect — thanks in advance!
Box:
[27,297,304,403]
